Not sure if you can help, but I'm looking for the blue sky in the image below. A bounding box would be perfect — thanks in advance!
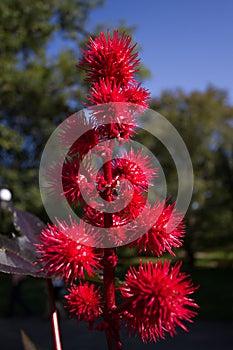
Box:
[87,0,233,103]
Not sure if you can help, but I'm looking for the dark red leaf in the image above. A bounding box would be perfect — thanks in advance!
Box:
[0,234,45,277]
[9,206,46,244]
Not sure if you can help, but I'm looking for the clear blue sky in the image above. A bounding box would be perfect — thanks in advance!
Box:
[87,0,233,103]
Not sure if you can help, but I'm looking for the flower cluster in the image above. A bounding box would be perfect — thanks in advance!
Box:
[120,261,198,343]
[65,283,102,323]
[79,30,150,107]
[37,220,101,283]
[130,201,185,256]
[37,30,198,347]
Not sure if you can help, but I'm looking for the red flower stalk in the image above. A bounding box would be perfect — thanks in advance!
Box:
[37,220,101,282]
[65,282,102,323]
[120,261,199,343]
[37,30,198,350]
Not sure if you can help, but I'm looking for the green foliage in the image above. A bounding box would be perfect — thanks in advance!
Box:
[0,0,104,216]
[149,86,233,253]
[0,0,149,219]
[1,0,231,259]
[0,124,22,150]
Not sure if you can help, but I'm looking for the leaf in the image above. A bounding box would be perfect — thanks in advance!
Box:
[114,276,124,287]
[21,330,40,350]
[84,271,104,284]
[9,206,46,244]
[0,206,47,277]
[84,271,124,287]
[0,234,46,277]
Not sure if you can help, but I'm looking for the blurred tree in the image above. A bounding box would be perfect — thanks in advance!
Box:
[148,87,233,262]
[0,0,105,214]
[0,1,150,219]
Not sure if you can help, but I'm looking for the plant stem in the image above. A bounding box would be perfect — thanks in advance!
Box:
[103,158,122,350]
[103,247,120,350]
[47,279,63,350]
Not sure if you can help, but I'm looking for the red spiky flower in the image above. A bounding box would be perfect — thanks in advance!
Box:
[79,30,150,108]
[131,201,185,256]
[65,282,102,323]
[37,220,101,282]
[58,111,99,159]
[123,83,151,106]
[120,261,198,343]
[112,148,156,192]
[79,30,140,86]
[62,157,99,206]
[88,79,150,107]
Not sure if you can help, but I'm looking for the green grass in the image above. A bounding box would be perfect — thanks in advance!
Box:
[0,250,232,321]
[195,250,233,268]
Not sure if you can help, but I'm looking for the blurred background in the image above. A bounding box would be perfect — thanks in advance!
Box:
[0,0,232,349]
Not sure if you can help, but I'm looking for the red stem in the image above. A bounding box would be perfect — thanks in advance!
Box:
[103,160,122,350]
[47,279,63,350]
